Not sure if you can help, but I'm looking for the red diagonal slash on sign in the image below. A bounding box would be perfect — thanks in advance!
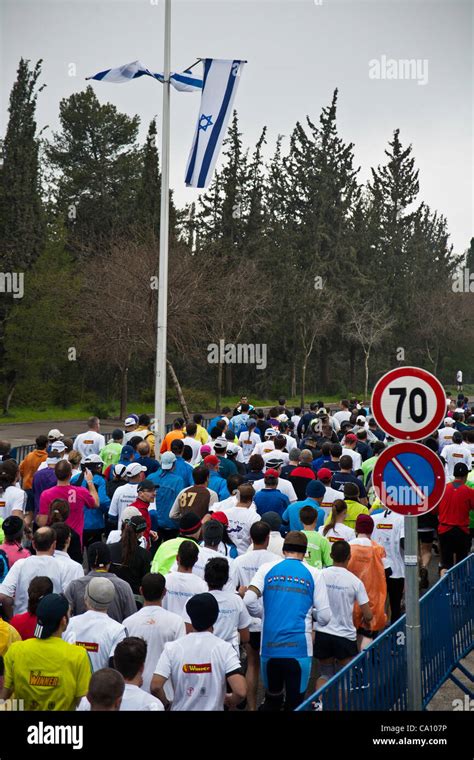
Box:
[391,456,427,507]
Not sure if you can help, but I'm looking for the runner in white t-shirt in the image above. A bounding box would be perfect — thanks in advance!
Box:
[221,484,260,555]
[371,508,405,622]
[233,521,280,711]
[440,432,472,477]
[253,429,277,458]
[73,417,106,458]
[77,637,164,711]
[112,637,164,711]
[152,593,246,711]
[332,402,352,428]
[342,435,363,472]
[108,465,147,526]
[317,468,345,518]
[182,424,202,465]
[63,577,127,671]
[314,540,372,694]
[180,521,236,592]
[318,499,356,544]
[252,471,297,503]
[0,482,27,521]
[437,418,456,451]
[163,541,208,617]
[183,557,251,660]
[122,573,186,694]
[238,421,261,463]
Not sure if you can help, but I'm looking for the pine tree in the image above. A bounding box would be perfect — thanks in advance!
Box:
[368,128,420,316]
[134,119,161,242]
[3,219,82,410]
[46,86,141,256]
[0,58,44,271]
[466,237,474,270]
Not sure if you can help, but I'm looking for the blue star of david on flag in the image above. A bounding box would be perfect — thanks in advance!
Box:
[198,113,213,132]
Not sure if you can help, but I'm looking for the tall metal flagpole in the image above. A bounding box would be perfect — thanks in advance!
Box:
[154,0,171,453]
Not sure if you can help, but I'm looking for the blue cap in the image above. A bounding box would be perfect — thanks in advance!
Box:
[306,480,326,499]
[120,445,135,462]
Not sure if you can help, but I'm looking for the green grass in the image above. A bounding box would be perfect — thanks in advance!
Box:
[2,385,472,425]
[0,394,364,424]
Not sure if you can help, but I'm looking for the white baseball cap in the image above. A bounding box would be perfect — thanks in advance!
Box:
[48,428,64,440]
[125,462,147,478]
[49,441,66,453]
[124,415,138,427]
[161,452,176,470]
[82,454,104,465]
[444,417,454,426]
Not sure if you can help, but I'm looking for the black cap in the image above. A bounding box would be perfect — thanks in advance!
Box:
[137,479,157,492]
[87,541,111,568]
[34,593,69,639]
[453,463,469,477]
[185,593,219,631]
[179,512,202,535]
[261,511,282,531]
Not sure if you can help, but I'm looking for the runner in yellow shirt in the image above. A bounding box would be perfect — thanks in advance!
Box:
[1,593,91,711]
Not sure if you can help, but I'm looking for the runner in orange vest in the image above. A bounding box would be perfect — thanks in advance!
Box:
[348,514,388,649]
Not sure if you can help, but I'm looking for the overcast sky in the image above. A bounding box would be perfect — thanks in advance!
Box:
[1,0,472,254]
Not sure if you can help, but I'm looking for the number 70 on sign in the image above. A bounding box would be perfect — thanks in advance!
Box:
[371,367,447,441]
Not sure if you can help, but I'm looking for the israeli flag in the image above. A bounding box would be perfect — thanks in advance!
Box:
[185,59,245,188]
[86,60,202,92]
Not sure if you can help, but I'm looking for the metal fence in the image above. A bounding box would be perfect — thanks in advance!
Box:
[297,553,474,711]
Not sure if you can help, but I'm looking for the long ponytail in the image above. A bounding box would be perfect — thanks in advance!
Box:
[323,499,347,536]
[121,522,138,567]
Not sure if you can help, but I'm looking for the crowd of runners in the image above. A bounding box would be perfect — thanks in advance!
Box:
[0,393,472,711]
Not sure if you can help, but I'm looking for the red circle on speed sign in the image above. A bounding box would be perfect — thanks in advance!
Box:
[372,442,446,515]
[371,367,446,440]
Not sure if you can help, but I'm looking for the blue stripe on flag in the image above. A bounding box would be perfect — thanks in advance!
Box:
[197,60,239,188]
[185,58,213,185]
[172,72,203,89]
[86,68,111,81]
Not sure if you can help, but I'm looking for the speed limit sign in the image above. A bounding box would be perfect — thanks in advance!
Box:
[371,367,446,440]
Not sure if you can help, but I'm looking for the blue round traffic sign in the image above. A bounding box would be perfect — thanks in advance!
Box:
[372,442,446,516]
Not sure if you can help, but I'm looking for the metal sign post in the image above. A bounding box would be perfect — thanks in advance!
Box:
[404,515,422,711]
[371,366,447,712]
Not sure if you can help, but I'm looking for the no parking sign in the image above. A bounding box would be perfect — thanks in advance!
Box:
[372,442,446,516]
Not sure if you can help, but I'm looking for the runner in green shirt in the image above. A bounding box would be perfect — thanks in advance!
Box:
[324,483,370,530]
[299,505,332,569]
[150,512,202,575]
[100,429,124,468]
[360,442,386,485]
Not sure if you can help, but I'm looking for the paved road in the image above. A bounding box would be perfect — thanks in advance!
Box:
[0,414,183,448]
[0,404,343,448]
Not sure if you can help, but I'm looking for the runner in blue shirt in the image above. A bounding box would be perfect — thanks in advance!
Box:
[281,480,326,531]
[254,470,289,518]
[243,531,331,710]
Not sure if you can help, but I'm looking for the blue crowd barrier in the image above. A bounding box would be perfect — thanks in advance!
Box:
[297,553,474,711]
